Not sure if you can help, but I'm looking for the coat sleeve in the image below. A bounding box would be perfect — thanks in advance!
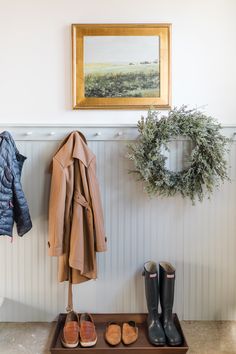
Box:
[48,158,66,256]
[88,158,107,252]
[12,154,32,237]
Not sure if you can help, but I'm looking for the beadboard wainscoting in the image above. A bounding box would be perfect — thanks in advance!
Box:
[0,125,236,322]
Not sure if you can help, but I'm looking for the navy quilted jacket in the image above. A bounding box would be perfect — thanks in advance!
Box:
[0,131,32,237]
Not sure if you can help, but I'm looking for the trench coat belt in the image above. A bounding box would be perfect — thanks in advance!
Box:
[73,191,91,210]
[66,191,91,312]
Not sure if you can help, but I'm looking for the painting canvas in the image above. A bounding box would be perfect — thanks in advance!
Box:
[84,36,160,98]
[72,24,171,109]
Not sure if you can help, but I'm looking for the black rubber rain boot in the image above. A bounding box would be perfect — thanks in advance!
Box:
[143,261,166,346]
[159,262,182,346]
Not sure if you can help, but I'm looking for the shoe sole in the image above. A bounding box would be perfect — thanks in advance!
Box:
[80,338,97,347]
[61,338,79,348]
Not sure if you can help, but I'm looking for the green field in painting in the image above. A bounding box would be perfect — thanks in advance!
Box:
[84,62,160,98]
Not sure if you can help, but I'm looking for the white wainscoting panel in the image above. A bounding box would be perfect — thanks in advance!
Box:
[0,126,235,321]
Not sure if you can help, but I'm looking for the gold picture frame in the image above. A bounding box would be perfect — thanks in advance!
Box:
[72,24,171,110]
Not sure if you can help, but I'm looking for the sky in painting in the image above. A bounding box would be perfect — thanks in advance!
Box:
[84,36,160,64]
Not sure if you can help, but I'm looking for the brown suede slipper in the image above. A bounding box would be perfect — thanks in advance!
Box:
[122,321,138,345]
[105,322,122,346]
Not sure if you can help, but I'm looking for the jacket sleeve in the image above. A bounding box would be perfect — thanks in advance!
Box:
[88,158,107,252]
[12,154,32,237]
[48,158,66,256]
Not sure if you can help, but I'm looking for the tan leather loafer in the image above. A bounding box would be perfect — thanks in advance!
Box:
[105,322,121,346]
[122,321,138,345]
[80,313,97,347]
[61,311,79,348]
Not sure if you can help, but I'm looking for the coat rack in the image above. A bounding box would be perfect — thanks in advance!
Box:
[0,124,235,142]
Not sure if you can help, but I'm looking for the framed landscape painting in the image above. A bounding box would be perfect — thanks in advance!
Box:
[72,24,171,109]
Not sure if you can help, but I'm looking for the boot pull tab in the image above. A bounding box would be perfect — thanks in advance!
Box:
[150,273,157,278]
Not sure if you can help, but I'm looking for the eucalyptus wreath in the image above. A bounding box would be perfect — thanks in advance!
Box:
[128,106,230,202]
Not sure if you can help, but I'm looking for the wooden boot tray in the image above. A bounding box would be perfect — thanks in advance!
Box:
[50,313,189,354]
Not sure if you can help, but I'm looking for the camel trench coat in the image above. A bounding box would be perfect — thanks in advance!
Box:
[48,131,107,284]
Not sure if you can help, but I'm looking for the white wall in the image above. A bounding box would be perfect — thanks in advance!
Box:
[0,0,236,125]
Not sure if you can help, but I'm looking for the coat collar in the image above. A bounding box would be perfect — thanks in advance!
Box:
[55,131,95,168]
